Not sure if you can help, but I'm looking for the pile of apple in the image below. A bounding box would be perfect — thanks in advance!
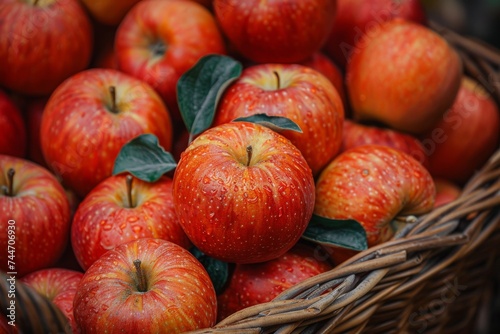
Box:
[1,0,499,332]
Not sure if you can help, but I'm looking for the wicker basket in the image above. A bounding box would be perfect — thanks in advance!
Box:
[1,22,500,334]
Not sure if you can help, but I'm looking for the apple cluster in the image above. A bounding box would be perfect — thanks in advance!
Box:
[0,0,499,333]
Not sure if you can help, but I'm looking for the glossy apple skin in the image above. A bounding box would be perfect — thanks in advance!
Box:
[73,238,217,333]
[81,0,141,26]
[423,77,500,185]
[173,122,315,264]
[0,155,71,277]
[433,177,461,208]
[324,0,426,68]
[301,52,347,108]
[71,175,191,271]
[342,120,429,167]
[217,242,333,321]
[0,0,93,96]
[115,0,226,121]
[315,145,435,246]
[0,90,26,158]
[346,19,462,134]
[213,64,344,176]
[21,268,83,331]
[214,0,336,63]
[40,68,173,198]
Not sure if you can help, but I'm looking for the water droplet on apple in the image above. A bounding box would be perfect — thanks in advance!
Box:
[209,212,215,219]
[103,224,112,231]
[278,207,283,217]
[203,176,210,184]
[128,216,139,223]
[120,223,126,230]
[234,185,239,192]
[132,226,142,233]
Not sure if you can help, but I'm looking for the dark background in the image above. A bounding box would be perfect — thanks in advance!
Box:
[423,0,500,49]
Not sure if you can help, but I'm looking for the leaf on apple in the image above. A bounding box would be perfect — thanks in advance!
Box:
[233,113,302,133]
[177,54,243,142]
[302,215,367,252]
[112,134,177,182]
[190,246,229,295]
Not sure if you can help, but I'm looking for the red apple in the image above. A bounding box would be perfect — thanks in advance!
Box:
[346,18,462,134]
[40,68,173,198]
[21,268,83,332]
[422,77,500,185]
[213,63,344,176]
[301,52,347,108]
[433,177,461,208]
[80,0,141,26]
[173,122,316,264]
[0,155,71,277]
[0,0,93,96]
[342,119,429,167]
[73,238,217,333]
[115,0,227,121]
[315,145,435,247]
[0,90,26,158]
[25,97,48,167]
[324,0,427,68]
[71,174,191,271]
[213,0,337,63]
[217,242,333,321]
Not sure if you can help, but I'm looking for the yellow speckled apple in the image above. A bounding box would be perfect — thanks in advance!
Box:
[40,68,173,198]
[213,63,344,176]
[346,18,462,134]
[173,122,316,264]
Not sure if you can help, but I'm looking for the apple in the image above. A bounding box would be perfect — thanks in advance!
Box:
[213,63,344,176]
[422,77,500,185]
[21,268,83,332]
[213,0,337,63]
[0,90,27,158]
[300,52,348,108]
[342,119,429,167]
[323,0,427,68]
[315,145,435,247]
[71,174,191,271]
[433,177,461,208]
[173,122,316,264]
[115,0,227,122]
[217,242,333,321]
[0,0,93,96]
[346,18,463,134]
[0,155,71,277]
[80,0,141,26]
[40,68,173,198]
[73,238,217,333]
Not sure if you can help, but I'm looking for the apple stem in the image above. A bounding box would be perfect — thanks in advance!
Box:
[246,145,253,166]
[2,168,15,196]
[109,86,117,113]
[33,0,39,5]
[273,71,281,90]
[133,259,148,292]
[126,175,134,208]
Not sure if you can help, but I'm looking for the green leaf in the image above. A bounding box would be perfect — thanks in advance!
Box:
[177,54,243,140]
[112,134,177,182]
[301,215,368,252]
[234,113,302,133]
[190,247,229,294]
